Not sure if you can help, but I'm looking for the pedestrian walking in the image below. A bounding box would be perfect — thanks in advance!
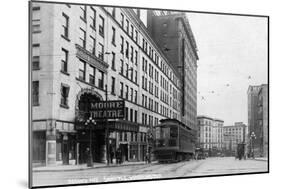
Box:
[116,147,121,164]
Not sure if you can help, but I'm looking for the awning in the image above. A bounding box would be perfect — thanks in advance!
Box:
[75,120,140,132]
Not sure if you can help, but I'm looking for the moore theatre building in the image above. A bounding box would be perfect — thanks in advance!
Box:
[31,2,198,166]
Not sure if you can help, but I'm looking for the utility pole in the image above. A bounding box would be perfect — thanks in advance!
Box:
[105,84,109,165]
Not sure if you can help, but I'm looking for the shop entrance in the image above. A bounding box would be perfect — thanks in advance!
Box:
[62,141,69,165]
[120,143,128,162]
[77,129,106,164]
[76,92,106,164]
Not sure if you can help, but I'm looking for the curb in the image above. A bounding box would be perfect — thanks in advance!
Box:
[252,158,268,162]
[33,162,154,173]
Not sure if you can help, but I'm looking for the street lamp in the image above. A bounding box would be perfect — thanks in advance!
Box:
[250,132,256,158]
[85,113,96,167]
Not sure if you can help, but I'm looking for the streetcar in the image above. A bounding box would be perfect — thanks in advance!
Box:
[154,119,196,163]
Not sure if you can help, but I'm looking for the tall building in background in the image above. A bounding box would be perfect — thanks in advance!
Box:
[247,84,268,157]
[147,11,199,130]
[223,122,247,156]
[197,116,224,156]
[31,2,198,166]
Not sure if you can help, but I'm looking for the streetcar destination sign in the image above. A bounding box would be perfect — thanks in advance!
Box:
[90,100,125,119]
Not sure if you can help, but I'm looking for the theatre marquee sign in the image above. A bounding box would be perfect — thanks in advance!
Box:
[90,100,125,119]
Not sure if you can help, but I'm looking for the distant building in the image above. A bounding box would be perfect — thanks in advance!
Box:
[223,122,247,155]
[197,116,224,155]
[247,84,268,157]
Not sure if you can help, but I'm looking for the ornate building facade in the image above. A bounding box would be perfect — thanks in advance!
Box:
[31,2,198,166]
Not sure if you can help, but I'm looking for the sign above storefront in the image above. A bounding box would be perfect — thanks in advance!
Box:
[90,100,125,119]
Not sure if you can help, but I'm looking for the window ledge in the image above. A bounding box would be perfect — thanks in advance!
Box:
[60,104,69,109]
[33,103,40,107]
[80,17,87,23]
[90,25,96,31]
[60,70,70,76]
[32,67,40,71]
[61,35,71,42]
[99,32,104,38]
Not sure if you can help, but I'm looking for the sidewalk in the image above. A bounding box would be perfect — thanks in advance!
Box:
[33,161,155,172]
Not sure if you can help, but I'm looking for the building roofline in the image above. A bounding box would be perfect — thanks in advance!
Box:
[175,14,199,60]
[197,115,214,120]
[197,115,224,122]
[124,9,181,78]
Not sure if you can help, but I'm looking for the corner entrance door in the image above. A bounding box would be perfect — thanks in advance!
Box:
[120,144,128,162]
[62,141,69,165]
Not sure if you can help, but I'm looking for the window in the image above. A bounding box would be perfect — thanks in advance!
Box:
[130,46,134,62]
[112,27,116,45]
[135,70,137,83]
[135,30,138,43]
[130,109,133,122]
[90,36,96,55]
[79,28,86,48]
[32,56,40,70]
[111,52,116,70]
[80,6,86,21]
[125,63,129,77]
[60,84,70,108]
[130,25,134,38]
[120,59,124,75]
[135,51,138,65]
[99,15,104,37]
[130,88,133,101]
[120,82,124,97]
[32,81,39,106]
[98,43,104,60]
[125,85,129,99]
[120,13,124,28]
[142,57,145,72]
[125,41,129,58]
[126,19,129,33]
[135,90,137,103]
[130,67,133,80]
[120,36,124,54]
[90,7,96,29]
[78,59,86,80]
[134,110,137,123]
[111,77,115,94]
[112,8,116,18]
[61,48,68,73]
[62,13,69,38]
[32,19,40,33]
[89,66,96,85]
[97,70,104,89]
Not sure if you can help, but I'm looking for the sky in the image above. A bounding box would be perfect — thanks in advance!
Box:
[185,13,268,125]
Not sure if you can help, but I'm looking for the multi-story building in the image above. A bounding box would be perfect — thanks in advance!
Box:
[147,11,198,130]
[223,122,247,155]
[31,2,198,166]
[197,116,224,155]
[247,84,268,157]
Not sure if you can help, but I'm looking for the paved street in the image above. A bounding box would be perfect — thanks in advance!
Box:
[33,157,268,187]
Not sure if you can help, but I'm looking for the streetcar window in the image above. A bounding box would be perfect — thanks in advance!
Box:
[170,127,178,138]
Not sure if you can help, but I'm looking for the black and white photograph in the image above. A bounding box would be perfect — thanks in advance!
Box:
[29,0,269,188]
